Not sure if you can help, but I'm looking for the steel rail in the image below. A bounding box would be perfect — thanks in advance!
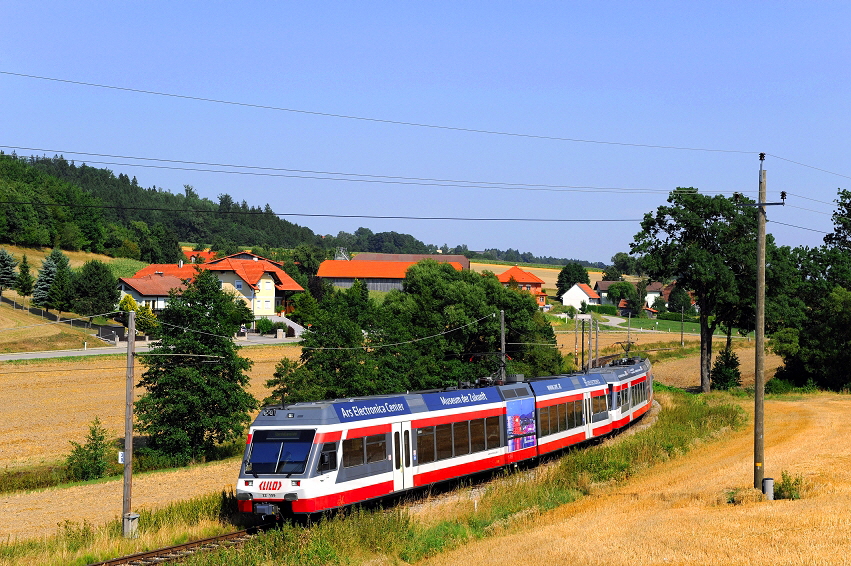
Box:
[89,524,271,566]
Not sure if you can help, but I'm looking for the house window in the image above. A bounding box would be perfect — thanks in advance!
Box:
[235,280,243,290]
[264,300,271,310]
[265,280,272,291]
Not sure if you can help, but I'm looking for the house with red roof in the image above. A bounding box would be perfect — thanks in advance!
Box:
[122,252,304,317]
[317,260,463,291]
[561,282,601,310]
[496,266,548,309]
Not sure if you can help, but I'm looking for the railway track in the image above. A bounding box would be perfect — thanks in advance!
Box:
[89,524,272,566]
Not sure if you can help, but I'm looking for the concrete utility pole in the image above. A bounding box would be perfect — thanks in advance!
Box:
[123,310,137,537]
[754,156,767,490]
[740,153,784,491]
[500,310,506,382]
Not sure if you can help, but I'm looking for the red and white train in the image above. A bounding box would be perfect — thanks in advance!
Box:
[235,357,653,517]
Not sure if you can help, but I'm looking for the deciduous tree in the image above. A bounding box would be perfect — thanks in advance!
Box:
[135,268,257,462]
[632,188,758,392]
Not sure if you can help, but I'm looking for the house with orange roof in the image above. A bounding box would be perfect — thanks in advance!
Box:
[317,260,463,291]
[123,252,304,317]
[118,273,188,312]
[183,249,218,263]
[561,282,601,310]
[496,265,548,309]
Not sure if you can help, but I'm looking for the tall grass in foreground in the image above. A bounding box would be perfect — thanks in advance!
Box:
[0,492,236,566]
[0,390,744,565]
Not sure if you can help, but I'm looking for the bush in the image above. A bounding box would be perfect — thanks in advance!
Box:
[255,317,274,334]
[657,311,699,323]
[586,304,617,315]
[774,470,804,500]
[710,347,741,390]
[765,377,794,394]
[65,417,112,481]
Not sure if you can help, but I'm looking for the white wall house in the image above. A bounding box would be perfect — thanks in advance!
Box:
[561,283,601,310]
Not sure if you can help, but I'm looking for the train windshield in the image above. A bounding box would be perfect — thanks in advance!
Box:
[246,429,315,475]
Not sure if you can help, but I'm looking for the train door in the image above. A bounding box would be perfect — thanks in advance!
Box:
[392,421,414,492]
[583,393,594,440]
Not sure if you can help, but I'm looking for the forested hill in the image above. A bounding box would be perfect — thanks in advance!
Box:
[0,153,605,266]
[7,154,322,251]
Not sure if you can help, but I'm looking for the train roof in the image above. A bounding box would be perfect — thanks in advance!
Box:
[252,358,649,428]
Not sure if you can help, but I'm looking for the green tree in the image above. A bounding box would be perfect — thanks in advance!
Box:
[602,266,623,281]
[48,260,75,316]
[666,284,694,316]
[0,248,18,295]
[15,253,34,301]
[275,261,562,403]
[135,304,159,335]
[710,346,741,390]
[632,188,758,392]
[32,256,56,309]
[611,252,638,276]
[651,295,668,314]
[135,268,257,461]
[556,262,590,298]
[65,417,111,481]
[73,260,120,318]
[117,293,138,327]
[607,281,638,310]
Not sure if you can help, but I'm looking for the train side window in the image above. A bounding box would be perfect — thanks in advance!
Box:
[556,403,565,433]
[318,442,337,473]
[538,406,550,437]
[485,416,501,449]
[394,432,401,470]
[365,434,387,464]
[550,404,559,433]
[417,427,436,464]
[453,420,470,456]
[470,418,486,452]
[343,437,364,468]
[436,423,453,460]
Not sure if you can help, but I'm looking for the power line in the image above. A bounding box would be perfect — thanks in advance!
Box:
[770,220,829,234]
[0,71,755,155]
[0,200,644,223]
[301,312,496,351]
[0,145,745,196]
[4,73,851,183]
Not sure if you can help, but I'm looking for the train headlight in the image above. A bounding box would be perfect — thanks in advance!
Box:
[291,480,300,486]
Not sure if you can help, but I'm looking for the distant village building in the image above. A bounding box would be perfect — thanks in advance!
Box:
[121,252,304,317]
[561,283,601,310]
[352,253,471,270]
[496,265,548,309]
[317,260,463,291]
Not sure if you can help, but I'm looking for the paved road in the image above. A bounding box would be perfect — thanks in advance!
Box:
[0,335,301,362]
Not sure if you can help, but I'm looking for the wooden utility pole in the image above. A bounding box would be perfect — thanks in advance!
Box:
[123,310,136,536]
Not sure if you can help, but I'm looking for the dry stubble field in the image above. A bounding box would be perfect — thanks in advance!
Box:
[2,322,836,566]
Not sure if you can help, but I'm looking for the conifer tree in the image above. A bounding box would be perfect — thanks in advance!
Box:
[0,249,18,295]
[32,256,57,309]
[15,254,34,301]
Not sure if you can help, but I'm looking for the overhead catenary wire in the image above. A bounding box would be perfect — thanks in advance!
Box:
[3,72,851,184]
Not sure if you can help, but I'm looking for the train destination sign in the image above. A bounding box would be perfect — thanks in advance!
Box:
[333,397,411,422]
[422,388,501,411]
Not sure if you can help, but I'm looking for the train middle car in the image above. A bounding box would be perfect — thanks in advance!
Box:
[236,357,652,517]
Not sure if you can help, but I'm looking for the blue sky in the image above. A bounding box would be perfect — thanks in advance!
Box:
[2,2,849,263]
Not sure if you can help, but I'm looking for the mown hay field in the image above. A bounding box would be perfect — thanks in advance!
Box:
[0,344,297,470]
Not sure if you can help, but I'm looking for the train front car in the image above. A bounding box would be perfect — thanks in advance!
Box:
[236,394,417,517]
